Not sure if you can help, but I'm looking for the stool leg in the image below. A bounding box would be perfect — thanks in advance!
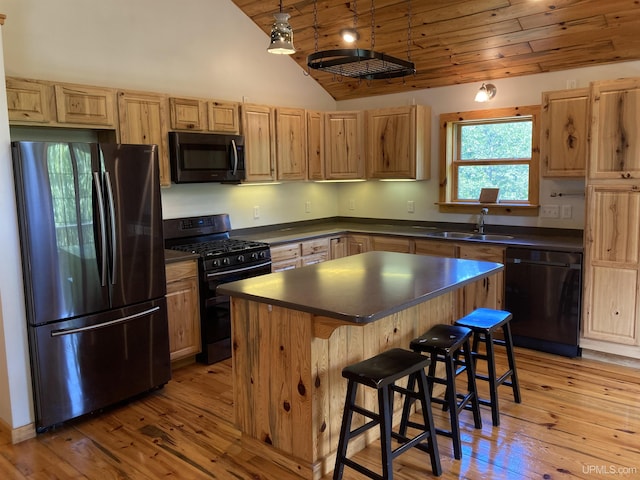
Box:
[379,385,394,480]
[503,323,522,404]
[444,353,462,460]
[484,332,501,427]
[462,338,482,429]
[333,380,357,480]
[399,371,417,437]
[416,369,442,477]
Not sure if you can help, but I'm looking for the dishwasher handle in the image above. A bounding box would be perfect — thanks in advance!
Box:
[506,257,581,269]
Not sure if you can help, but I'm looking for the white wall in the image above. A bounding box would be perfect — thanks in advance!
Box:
[336,61,640,229]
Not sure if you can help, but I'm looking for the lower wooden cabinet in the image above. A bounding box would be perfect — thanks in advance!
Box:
[271,238,332,271]
[165,259,201,363]
[370,235,413,253]
[458,244,505,314]
[347,234,371,255]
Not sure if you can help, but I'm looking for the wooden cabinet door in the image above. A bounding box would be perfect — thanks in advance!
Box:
[6,77,55,124]
[370,235,413,253]
[458,244,505,314]
[169,97,207,131]
[270,242,301,272]
[324,111,365,180]
[54,83,116,127]
[347,234,370,255]
[307,110,325,180]
[366,105,431,180]
[165,260,201,362]
[241,104,276,182]
[540,88,589,177]
[276,107,307,180]
[583,184,640,345]
[117,90,170,186]
[330,236,348,259]
[589,78,640,180]
[208,100,239,133]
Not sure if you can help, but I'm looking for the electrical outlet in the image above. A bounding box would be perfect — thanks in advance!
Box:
[407,200,415,213]
[348,199,355,210]
[540,205,560,218]
[305,200,311,213]
[561,205,572,219]
[253,205,260,219]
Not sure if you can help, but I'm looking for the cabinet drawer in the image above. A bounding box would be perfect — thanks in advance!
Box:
[302,252,329,266]
[270,243,301,262]
[301,238,330,256]
[166,259,198,283]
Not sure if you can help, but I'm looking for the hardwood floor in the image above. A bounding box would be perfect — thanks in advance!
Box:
[1,347,639,479]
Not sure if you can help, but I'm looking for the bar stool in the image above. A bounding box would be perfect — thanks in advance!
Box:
[333,348,442,480]
[454,308,522,427]
[401,324,482,460]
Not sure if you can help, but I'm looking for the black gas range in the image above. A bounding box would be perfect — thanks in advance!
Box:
[164,214,271,364]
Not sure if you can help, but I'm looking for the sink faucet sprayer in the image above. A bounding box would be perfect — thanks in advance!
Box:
[477,208,489,234]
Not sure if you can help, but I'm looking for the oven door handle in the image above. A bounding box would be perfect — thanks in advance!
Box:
[206,261,272,279]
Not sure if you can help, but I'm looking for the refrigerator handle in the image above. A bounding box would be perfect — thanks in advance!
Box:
[104,171,117,285]
[93,172,108,287]
[231,139,238,175]
[50,306,161,337]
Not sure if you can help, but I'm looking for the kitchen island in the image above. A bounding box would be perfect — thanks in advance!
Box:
[218,251,503,479]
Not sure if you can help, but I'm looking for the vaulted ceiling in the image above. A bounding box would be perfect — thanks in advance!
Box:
[232,0,640,101]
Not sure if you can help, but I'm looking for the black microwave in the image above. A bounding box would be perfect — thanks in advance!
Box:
[169,132,245,183]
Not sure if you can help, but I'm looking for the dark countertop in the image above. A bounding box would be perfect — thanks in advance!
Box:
[231,218,584,252]
[217,251,503,323]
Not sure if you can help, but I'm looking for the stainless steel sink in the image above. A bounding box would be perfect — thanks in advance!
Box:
[426,231,474,239]
[469,234,514,241]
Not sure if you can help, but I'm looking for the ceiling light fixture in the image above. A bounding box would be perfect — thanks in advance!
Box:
[267,0,295,55]
[340,28,360,44]
[474,83,497,102]
[307,0,416,81]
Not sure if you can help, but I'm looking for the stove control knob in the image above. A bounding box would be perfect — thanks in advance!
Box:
[250,252,259,260]
[222,258,230,265]
[212,259,220,267]
[237,254,245,263]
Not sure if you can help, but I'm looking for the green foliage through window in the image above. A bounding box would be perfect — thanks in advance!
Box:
[460,121,532,160]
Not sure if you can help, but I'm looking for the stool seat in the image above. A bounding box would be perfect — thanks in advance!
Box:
[402,324,482,460]
[334,348,442,479]
[342,348,431,389]
[454,308,521,427]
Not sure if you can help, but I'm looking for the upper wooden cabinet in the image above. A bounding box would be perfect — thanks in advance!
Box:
[241,104,276,182]
[7,77,116,128]
[275,107,307,181]
[366,105,431,180]
[324,111,365,180]
[169,97,239,133]
[117,90,170,186]
[589,78,640,180]
[307,110,325,180]
[540,88,589,177]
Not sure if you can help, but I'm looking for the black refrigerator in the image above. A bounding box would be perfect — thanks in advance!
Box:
[12,141,171,432]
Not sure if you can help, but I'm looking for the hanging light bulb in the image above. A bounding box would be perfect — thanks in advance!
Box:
[475,83,497,102]
[267,1,295,55]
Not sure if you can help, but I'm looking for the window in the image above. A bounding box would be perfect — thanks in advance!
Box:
[439,106,540,214]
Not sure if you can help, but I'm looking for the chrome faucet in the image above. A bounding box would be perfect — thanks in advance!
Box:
[477,208,489,234]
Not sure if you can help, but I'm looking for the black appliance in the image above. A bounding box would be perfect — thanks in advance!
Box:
[164,214,271,364]
[12,141,171,432]
[168,131,245,184]
[505,247,583,357]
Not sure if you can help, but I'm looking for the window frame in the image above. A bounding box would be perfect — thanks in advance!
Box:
[439,105,540,215]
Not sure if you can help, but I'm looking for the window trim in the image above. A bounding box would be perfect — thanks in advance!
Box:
[439,105,540,215]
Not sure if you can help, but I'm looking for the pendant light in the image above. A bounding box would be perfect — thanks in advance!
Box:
[474,83,497,102]
[267,0,295,55]
[307,0,415,80]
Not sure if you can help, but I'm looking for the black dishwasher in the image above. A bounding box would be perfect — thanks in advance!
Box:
[505,248,583,357]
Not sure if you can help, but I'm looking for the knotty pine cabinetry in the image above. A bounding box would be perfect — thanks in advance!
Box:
[540,88,589,177]
[7,77,116,128]
[366,105,431,180]
[275,107,307,180]
[324,111,365,180]
[240,104,277,182]
[369,235,414,253]
[270,237,332,272]
[307,110,325,180]
[117,90,171,186]
[169,96,240,133]
[347,234,371,255]
[414,238,458,257]
[165,259,201,364]
[458,243,505,314]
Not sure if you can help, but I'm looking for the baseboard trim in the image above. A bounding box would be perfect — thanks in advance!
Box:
[0,417,36,444]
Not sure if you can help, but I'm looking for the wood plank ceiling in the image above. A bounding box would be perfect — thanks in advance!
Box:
[232,0,640,101]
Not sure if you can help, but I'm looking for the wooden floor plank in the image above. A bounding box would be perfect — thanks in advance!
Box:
[0,348,639,479]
